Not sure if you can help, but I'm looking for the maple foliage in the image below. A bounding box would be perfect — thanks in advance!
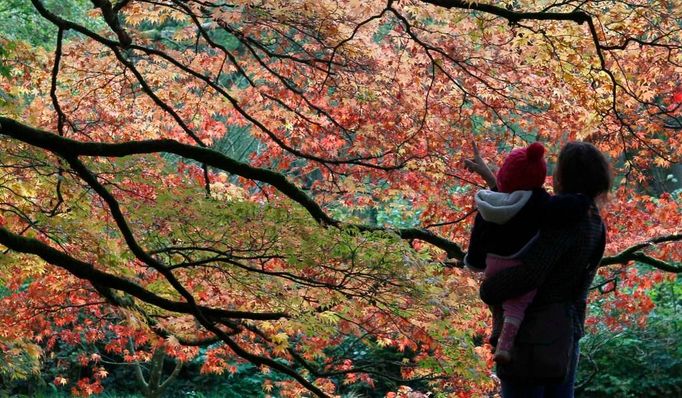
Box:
[0,0,681,396]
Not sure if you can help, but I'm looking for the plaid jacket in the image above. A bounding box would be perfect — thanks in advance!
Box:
[480,203,606,338]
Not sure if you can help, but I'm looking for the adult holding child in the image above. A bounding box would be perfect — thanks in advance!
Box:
[465,140,611,398]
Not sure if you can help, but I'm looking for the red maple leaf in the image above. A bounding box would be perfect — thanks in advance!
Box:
[672,90,682,103]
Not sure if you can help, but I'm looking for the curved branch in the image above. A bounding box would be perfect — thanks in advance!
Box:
[0,225,287,320]
[90,0,131,46]
[625,252,681,273]
[0,116,334,225]
[0,117,464,257]
[419,0,590,25]
[601,233,682,272]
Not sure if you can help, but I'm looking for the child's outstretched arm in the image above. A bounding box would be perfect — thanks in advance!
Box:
[463,139,497,189]
[462,138,495,272]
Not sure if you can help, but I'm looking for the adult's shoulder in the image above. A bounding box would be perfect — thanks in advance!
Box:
[542,192,592,227]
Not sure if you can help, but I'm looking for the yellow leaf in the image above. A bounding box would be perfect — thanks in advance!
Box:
[272,332,289,346]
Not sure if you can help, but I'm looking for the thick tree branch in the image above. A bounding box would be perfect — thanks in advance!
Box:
[600,233,682,272]
[0,226,287,320]
[30,0,120,47]
[0,117,465,257]
[90,0,131,46]
[419,0,591,24]
[625,252,680,273]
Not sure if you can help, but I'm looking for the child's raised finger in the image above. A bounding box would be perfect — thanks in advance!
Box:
[471,137,480,158]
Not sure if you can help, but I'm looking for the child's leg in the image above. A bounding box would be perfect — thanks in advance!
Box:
[502,289,537,321]
[495,289,537,363]
[495,316,522,363]
[484,256,538,362]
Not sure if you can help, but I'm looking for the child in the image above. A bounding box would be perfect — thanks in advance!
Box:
[464,142,587,363]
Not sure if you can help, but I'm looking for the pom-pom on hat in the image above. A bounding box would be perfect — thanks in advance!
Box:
[496,142,547,193]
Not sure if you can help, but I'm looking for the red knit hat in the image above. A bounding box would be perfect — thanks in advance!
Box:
[496,142,547,193]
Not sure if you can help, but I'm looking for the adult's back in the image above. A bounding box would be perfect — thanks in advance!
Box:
[480,202,605,330]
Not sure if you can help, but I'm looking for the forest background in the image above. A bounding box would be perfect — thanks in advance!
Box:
[0,1,680,397]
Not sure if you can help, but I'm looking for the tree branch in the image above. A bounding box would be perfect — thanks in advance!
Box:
[419,0,591,25]
[0,226,287,321]
[90,0,131,46]
[600,234,681,272]
[0,116,465,258]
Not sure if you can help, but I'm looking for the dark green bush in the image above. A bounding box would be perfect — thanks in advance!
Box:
[576,276,682,397]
